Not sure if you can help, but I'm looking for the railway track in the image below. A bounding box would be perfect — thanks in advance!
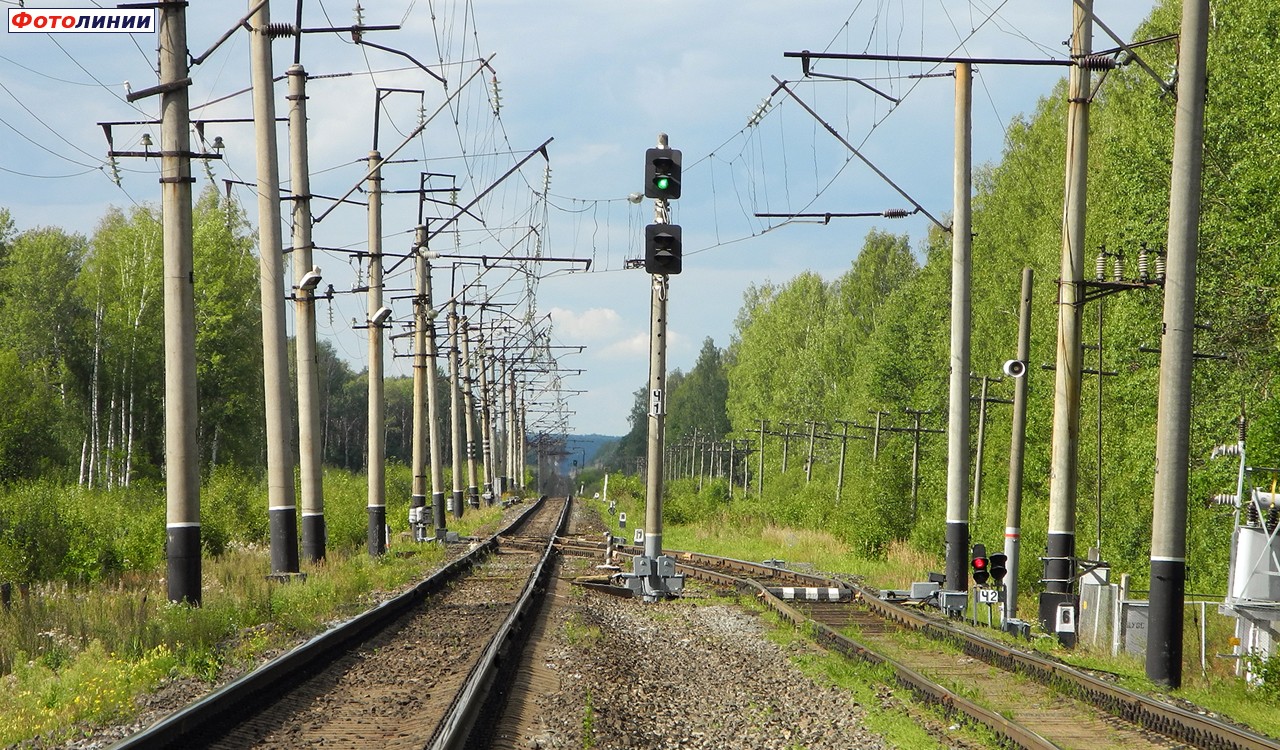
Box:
[559,539,1278,750]
[688,554,1278,750]
[111,495,570,750]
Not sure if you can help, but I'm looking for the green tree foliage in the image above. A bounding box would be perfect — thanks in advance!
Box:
[703,0,1280,592]
[666,337,730,441]
[192,188,263,468]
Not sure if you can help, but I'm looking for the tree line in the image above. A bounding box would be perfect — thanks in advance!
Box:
[0,186,452,487]
[610,0,1280,594]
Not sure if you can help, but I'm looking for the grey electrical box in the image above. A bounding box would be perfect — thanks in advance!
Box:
[632,555,652,576]
[911,581,941,600]
[938,590,968,612]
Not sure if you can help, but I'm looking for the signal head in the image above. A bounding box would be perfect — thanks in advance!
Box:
[644,224,682,275]
[644,147,682,200]
[989,553,1008,583]
[970,543,990,585]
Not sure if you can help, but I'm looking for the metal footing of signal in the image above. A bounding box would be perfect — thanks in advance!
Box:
[618,554,685,603]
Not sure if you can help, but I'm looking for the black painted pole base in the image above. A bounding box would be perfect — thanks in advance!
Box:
[432,491,447,538]
[166,524,202,606]
[301,514,326,563]
[944,520,968,592]
[452,490,464,519]
[367,505,387,556]
[1146,558,1186,688]
[468,486,480,509]
[269,507,300,575]
[1044,531,1075,594]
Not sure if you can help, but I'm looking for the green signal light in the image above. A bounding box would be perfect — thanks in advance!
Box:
[655,176,671,191]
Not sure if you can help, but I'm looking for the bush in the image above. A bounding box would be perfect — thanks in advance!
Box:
[201,465,268,555]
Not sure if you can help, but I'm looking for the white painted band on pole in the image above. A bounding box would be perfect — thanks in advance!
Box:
[1005,527,1020,537]
[302,512,324,518]
[1151,555,1186,563]
[167,522,201,528]
[269,505,297,512]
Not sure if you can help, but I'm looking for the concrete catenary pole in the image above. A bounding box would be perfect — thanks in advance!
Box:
[972,376,990,514]
[944,61,973,592]
[425,255,448,540]
[1004,268,1034,621]
[1148,0,1210,689]
[287,64,325,563]
[643,277,669,560]
[448,300,465,518]
[366,152,387,554]
[158,0,201,604]
[250,0,299,576]
[477,336,496,503]
[1044,0,1094,606]
[408,226,430,544]
[643,132,673,566]
[461,319,481,509]
[504,366,514,486]
[493,353,507,494]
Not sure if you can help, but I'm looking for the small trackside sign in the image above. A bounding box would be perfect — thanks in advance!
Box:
[8,9,156,33]
[648,388,664,416]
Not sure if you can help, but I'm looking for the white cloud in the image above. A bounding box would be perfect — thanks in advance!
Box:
[601,332,650,358]
[549,306,623,340]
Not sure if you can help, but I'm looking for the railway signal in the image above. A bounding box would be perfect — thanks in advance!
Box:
[989,552,1008,584]
[971,543,989,585]
[622,134,686,602]
[644,147,682,199]
[644,224,682,275]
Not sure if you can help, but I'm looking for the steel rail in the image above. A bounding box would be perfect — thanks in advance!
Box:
[427,495,572,750]
[663,549,1280,750]
[111,496,558,750]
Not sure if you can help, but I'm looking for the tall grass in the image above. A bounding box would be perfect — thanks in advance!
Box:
[0,466,501,746]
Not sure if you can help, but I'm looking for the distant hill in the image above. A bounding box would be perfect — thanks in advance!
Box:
[543,433,618,473]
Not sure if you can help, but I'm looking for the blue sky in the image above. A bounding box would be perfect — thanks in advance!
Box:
[1,1,1158,436]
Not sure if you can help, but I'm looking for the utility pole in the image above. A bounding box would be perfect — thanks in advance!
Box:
[970,375,1011,516]
[870,410,888,460]
[833,421,851,505]
[408,226,430,544]
[287,63,325,563]
[779,421,794,472]
[366,152,388,553]
[448,300,465,518]
[504,368,514,491]
[426,245,447,539]
[158,0,200,604]
[251,0,298,578]
[1148,0,1210,689]
[461,318,480,509]
[804,420,821,483]
[757,419,766,497]
[622,133,684,601]
[1044,0,1094,632]
[477,336,495,504]
[1004,268,1034,623]
[899,408,943,522]
[944,61,973,594]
